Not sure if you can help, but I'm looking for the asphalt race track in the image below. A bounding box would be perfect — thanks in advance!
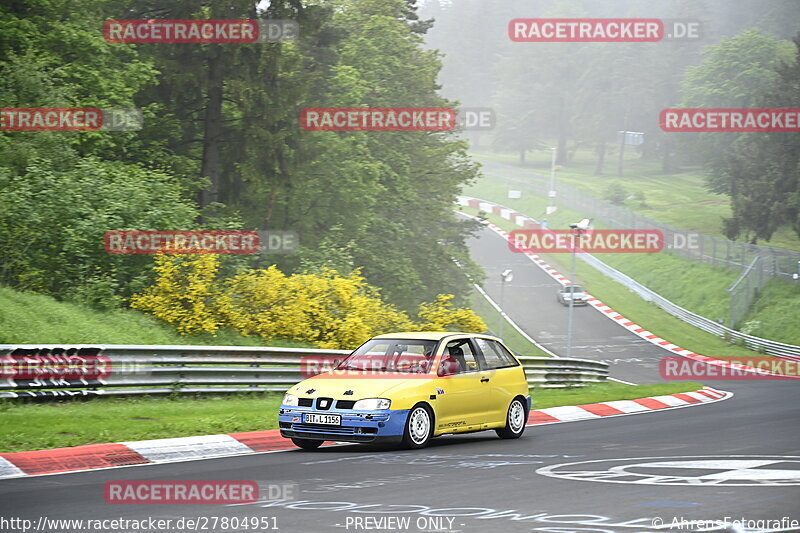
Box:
[1,227,799,533]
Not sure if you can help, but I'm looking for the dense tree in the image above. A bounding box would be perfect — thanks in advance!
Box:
[0,0,483,314]
[712,34,800,242]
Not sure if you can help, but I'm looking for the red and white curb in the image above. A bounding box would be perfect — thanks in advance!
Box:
[0,387,730,480]
[458,197,781,378]
[0,430,297,480]
[527,386,730,425]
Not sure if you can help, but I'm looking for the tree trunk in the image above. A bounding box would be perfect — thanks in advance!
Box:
[594,141,606,175]
[263,185,279,230]
[199,45,224,208]
[556,95,568,165]
[557,134,567,165]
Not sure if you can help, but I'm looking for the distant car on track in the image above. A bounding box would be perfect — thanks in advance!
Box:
[278,332,530,450]
[557,284,588,306]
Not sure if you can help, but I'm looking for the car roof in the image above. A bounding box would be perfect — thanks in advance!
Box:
[371,331,496,341]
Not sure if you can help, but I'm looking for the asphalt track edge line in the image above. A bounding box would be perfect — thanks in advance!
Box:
[472,281,560,358]
[471,277,636,385]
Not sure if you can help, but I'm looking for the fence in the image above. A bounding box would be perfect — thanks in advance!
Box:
[495,169,800,280]
[727,256,769,329]
[0,344,609,399]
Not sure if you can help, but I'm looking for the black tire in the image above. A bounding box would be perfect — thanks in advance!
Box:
[291,437,324,450]
[496,398,527,439]
[401,403,433,449]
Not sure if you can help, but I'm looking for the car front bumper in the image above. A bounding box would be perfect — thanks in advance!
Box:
[278,405,409,444]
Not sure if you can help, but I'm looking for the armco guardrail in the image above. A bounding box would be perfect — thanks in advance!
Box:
[460,195,800,361]
[517,355,608,388]
[0,344,608,398]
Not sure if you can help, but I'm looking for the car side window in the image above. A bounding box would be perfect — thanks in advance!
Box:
[475,338,519,369]
[440,340,479,375]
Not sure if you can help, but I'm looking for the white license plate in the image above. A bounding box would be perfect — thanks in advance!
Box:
[304,413,341,425]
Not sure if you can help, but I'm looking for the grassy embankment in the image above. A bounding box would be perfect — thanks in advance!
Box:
[0,285,309,347]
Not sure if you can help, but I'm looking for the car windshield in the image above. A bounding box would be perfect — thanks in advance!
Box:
[564,285,584,293]
[337,339,437,374]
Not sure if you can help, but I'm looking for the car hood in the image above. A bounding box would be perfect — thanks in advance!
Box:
[286,372,429,401]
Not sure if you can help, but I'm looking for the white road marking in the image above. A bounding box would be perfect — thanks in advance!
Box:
[121,434,252,462]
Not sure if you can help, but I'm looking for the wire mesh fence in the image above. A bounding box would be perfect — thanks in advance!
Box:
[726,256,769,329]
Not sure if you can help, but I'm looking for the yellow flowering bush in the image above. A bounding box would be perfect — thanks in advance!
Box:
[220,267,414,349]
[414,294,487,333]
[129,254,223,334]
[131,255,486,349]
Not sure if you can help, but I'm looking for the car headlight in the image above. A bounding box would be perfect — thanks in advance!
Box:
[353,398,391,410]
[283,393,299,407]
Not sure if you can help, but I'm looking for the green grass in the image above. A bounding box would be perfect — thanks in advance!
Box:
[0,381,704,452]
[530,382,703,410]
[469,288,550,357]
[742,279,800,345]
[0,285,310,347]
[0,393,284,452]
[594,252,737,323]
[461,205,774,359]
[473,149,800,252]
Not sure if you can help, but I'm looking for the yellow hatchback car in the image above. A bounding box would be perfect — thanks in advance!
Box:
[278,332,530,449]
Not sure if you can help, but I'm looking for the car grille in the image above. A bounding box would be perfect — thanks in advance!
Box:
[295,398,355,409]
[292,423,357,435]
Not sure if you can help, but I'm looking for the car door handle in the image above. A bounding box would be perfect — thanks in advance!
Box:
[480,377,490,383]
